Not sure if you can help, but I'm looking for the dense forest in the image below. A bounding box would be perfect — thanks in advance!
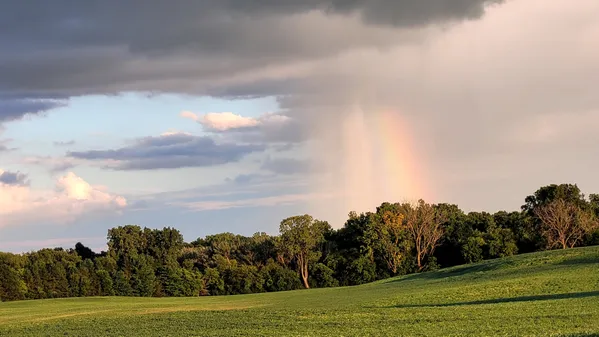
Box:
[1,183,598,302]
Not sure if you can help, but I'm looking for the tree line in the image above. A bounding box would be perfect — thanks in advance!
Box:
[1,183,598,301]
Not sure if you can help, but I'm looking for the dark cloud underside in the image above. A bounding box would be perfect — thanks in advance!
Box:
[0,0,501,120]
[67,134,265,170]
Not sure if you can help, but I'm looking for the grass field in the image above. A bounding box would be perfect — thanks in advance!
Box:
[1,247,598,336]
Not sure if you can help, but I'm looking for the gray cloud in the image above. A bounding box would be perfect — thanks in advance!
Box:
[288,0,599,223]
[67,133,265,170]
[4,0,597,227]
[0,98,67,122]
[0,0,500,120]
[0,170,29,186]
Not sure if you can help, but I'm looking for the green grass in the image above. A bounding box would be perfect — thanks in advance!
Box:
[1,247,599,336]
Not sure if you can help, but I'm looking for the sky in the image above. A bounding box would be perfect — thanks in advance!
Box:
[1,0,599,253]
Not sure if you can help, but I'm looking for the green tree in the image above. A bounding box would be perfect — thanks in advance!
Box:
[74,242,96,261]
[434,203,468,267]
[375,203,410,275]
[96,269,115,296]
[113,271,133,296]
[144,227,184,267]
[485,226,518,258]
[522,184,587,214]
[0,253,27,301]
[131,255,157,297]
[309,263,339,288]
[493,211,534,253]
[203,267,225,296]
[260,260,302,292]
[279,215,330,288]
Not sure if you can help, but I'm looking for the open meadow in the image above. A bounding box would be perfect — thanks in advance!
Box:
[1,246,598,336]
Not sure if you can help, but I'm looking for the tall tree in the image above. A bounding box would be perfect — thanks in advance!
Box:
[0,253,27,301]
[590,194,599,217]
[522,184,587,214]
[279,215,329,288]
[145,227,184,267]
[376,204,409,275]
[402,200,448,270]
[534,199,598,249]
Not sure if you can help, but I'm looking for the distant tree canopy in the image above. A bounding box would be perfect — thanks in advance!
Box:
[1,183,598,302]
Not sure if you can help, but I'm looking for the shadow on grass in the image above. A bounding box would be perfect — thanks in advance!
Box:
[386,259,515,284]
[387,290,599,308]
[557,254,599,266]
[387,248,599,285]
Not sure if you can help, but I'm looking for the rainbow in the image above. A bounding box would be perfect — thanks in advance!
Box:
[370,109,430,205]
[306,107,431,226]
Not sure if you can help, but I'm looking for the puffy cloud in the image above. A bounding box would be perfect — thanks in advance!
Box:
[182,111,305,144]
[67,133,265,170]
[0,171,126,227]
[181,111,260,131]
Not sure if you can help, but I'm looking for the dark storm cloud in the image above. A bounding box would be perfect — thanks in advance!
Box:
[0,0,501,120]
[0,170,29,186]
[0,99,67,122]
[67,133,265,170]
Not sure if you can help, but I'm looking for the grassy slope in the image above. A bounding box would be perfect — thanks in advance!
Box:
[1,247,598,337]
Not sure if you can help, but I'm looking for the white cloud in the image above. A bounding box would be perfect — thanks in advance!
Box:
[0,171,127,227]
[179,111,200,122]
[202,112,260,131]
[180,111,293,132]
[181,111,259,131]
[180,111,300,144]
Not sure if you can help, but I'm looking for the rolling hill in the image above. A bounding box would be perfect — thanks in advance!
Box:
[1,246,598,336]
